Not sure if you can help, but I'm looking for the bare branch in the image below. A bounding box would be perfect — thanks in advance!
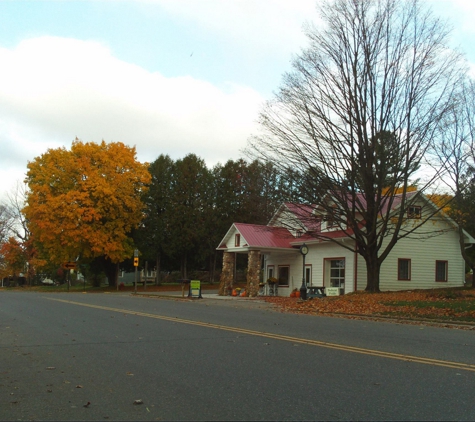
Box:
[247,0,467,292]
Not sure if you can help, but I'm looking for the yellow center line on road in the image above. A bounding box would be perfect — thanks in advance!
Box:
[46,297,475,373]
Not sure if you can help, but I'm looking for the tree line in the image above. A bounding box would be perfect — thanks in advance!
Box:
[0,145,302,286]
[135,154,302,283]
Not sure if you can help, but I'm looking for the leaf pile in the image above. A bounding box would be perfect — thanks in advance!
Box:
[262,289,475,322]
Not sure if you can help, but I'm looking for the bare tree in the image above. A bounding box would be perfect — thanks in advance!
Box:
[0,182,33,284]
[248,0,467,292]
[0,203,14,245]
[0,201,16,281]
[6,181,30,242]
[431,79,475,278]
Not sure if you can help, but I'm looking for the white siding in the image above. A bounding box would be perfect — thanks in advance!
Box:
[357,218,465,291]
[224,198,468,295]
[265,240,357,296]
[222,227,246,250]
[307,242,356,294]
[356,256,367,291]
[272,209,302,231]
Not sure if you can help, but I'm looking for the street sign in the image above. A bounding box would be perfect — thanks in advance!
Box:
[63,262,77,270]
[134,257,139,267]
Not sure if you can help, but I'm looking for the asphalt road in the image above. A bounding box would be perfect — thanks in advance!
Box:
[1,291,475,421]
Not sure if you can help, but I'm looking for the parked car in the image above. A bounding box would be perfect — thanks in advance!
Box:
[41,278,55,285]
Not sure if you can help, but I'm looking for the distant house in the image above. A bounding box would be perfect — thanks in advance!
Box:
[216,193,475,296]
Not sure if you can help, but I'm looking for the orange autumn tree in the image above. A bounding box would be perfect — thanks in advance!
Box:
[23,140,151,286]
[426,193,454,216]
[0,237,39,284]
[382,185,417,196]
[0,238,23,281]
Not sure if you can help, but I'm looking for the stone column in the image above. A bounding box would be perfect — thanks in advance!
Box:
[218,252,234,296]
[246,250,261,297]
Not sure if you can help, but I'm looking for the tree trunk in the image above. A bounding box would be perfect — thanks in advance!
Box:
[364,252,381,293]
[104,259,118,287]
[208,252,213,284]
[458,226,475,288]
[155,253,161,285]
[182,254,187,279]
[144,260,148,291]
[211,251,217,284]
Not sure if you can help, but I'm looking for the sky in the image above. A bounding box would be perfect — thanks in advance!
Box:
[0,0,474,200]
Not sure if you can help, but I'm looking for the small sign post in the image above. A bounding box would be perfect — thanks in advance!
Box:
[63,262,76,292]
[190,280,202,298]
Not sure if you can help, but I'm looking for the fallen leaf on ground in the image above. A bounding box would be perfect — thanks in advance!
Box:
[262,289,475,325]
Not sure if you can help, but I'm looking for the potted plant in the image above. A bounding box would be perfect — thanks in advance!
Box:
[267,277,278,285]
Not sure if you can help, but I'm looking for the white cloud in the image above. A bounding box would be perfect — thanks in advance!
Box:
[0,36,264,199]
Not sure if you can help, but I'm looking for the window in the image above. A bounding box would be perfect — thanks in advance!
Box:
[330,259,345,288]
[278,266,289,286]
[267,266,274,280]
[407,206,421,219]
[436,261,448,282]
[398,259,411,280]
[324,212,339,229]
[234,233,240,247]
[324,259,345,289]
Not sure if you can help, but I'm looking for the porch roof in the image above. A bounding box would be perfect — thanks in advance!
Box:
[217,223,297,250]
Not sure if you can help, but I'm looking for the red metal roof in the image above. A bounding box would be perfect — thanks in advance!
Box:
[234,223,296,249]
[339,191,419,215]
[283,203,321,231]
[218,193,423,251]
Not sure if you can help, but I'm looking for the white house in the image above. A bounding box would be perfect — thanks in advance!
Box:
[216,193,475,296]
